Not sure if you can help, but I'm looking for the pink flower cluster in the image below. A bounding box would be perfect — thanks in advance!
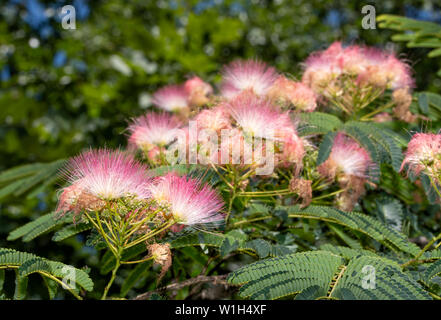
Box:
[152,76,213,114]
[221,60,317,112]
[302,41,414,93]
[57,149,224,226]
[318,133,373,180]
[128,112,181,161]
[318,133,374,211]
[401,133,441,181]
[148,173,224,225]
[170,91,305,174]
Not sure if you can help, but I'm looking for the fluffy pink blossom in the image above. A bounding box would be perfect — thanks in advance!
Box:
[184,76,213,107]
[357,47,414,90]
[318,133,372,179]
[148,173,224,225]
[152,85,189,112]
[220,60,278,99]
[58,149,151,212]
[268,76,317,112]
[302,42,344,90]
[302,41,414,92]
[277,131,305,172]
[226,92,294,140]
[128,112,182,151]
[194,106,232,132]
[401,133,441,177]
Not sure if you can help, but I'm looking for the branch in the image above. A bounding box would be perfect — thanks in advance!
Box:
[133,275,229,300]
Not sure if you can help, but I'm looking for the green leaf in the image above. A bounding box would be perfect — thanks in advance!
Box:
[0,247,94,297]
[52,223,92,242]
[421,260,441,285]
[14,271,28,300]
[280,205,420,256]
[246,239,271,258]
[294,285,325,300]
[316,131,337,165]
[0,270,4,292]
[228,250,430,300]
[8,212,70,242]
[220,238,239,257]
[418,93,429,115]
[298,112,342,136]
[42,277,58,300]
[120,261,151,297]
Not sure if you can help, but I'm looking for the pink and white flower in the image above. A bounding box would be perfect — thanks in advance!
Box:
[277,130,305,172]
[401,133,441,178]
[220,60,278,99]
[318,133,372,179]
[148,173,224,225]
[268,76,317,112]
[152,85,189,112]
[226,92,293,140]
[57,149,151,215]
[302,41,414,93]
[193,106,232,133]
[128,112,182,151]
[184,76,213,107]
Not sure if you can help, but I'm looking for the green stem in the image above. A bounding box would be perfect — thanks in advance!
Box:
[359,101,394,121]
[124,221,174,249]
[121,256,154,265]
[312,189,344,201]
[402,232,441,268]
[101,256,121,300]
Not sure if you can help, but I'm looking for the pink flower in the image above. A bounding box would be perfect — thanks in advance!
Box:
[302,42,344,90]
[358,48,414,90]
[401,133,441,178]
[268,76,317,112]
[152,85,189,112]
[318,133,372,179]
[193,106,232,132]
[220,59,278,99]
[184,76,213,107]
[128,112,182,151]
[302,41,414,93]
[277,131,305,172]
[148,173,224,225]
[226,92,293,140]
[59,149,151,206]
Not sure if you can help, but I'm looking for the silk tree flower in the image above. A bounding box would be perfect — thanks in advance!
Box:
[184,76,213,107]
[392,88,417,123]
[358,47,414,90]
[220,59,278,99]
[318,133,374,211]
[301,42,344,92]
[277,130,305,174]
[152,84,189,113]
[56,149,152,216]
[128,112,182,154]
[148,173,224,225]
[302,41,414,94]
[318,133,372,180]
[401,133,441,180]
[194,105,232,133]
[227,92,293,140]
[268,76,317,112]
